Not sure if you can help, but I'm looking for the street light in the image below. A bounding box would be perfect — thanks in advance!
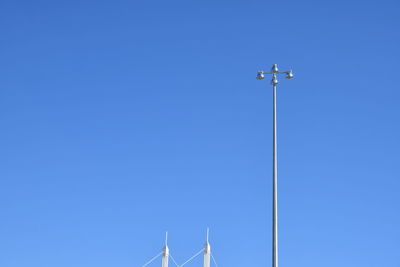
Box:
[256,64,294,267]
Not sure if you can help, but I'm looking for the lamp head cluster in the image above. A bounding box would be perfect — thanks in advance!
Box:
[256,64,294,84]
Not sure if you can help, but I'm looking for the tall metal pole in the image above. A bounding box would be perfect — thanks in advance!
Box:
[272,74,278,267]
[256,65,293,267]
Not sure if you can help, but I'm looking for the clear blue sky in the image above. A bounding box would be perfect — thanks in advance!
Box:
[1,0,399,266]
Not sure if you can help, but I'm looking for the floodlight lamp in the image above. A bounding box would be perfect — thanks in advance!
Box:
[256,71,265,80]
[285,70,294,79]
[271,64,279,73]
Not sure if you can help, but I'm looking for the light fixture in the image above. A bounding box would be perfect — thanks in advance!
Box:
[255,64,294,267]
[271,64,279,73]
[256,71,265,80]
[285,70,294,79]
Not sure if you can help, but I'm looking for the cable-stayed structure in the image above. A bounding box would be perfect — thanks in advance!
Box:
[140,230,218,267]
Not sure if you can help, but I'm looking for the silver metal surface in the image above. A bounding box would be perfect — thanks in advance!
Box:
[162,232,169,267]
[203,228,211,267]
[271,64,279,73]
[272,81,278,267]
[271,73,278,85]
[257,71,265,80]
[285,70,294,79]
[256,64,293,267]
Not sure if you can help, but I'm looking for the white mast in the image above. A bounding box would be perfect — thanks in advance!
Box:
[203,229,211,267]
[162,232,169,267]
